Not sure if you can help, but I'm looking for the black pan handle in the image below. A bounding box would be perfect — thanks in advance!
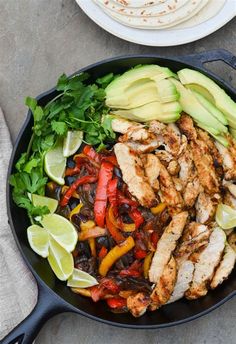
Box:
[175,49,236,72]
[0,282,69,344]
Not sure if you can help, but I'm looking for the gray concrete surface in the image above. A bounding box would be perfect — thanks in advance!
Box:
[0,0,236,343]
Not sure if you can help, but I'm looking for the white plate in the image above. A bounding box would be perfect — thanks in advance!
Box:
[76,0,235,46]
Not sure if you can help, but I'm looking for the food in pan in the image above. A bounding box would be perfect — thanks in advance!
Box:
[93,0,226,30]
[10,64,236,317]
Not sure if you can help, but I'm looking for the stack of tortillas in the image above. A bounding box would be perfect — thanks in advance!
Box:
[93,0,226,29]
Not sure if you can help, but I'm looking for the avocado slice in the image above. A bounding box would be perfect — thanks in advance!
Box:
[170,78,228,134]
[111,100,181,123]
[155,78,180,103]
[196,122,229,147]
[105,65,177,108]
[178,69,236,129]
[192,91,228,125]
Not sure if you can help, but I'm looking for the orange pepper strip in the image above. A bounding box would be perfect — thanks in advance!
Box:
[78,226,107,241]
[108,206,136,232]
[143,252,154,279]
[99,236,135,277]
[106,208,125,243]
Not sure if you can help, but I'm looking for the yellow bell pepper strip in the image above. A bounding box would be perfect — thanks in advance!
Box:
[69,203,83,221]
[78,226,107,241]
[71,287,91,297]
[151,202,167,215]
[143,252,154,279]
[99,236,135,277]
[80,220,98,256]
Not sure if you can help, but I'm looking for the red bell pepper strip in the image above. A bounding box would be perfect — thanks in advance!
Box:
[129,208,144,229]
[101,155,118,166]
[106,297,127,309]
[106,208,125,244]
[98,246,108,260]
[117,191,139,207]
[134,248,147,259]
[107,178,118,210]
[60,175,97,206]
[94,162,114,227]
[90,278,120,302]
[119,260,142,277]
[151,231,159,250]
[65,166,80,176]
[83,145,101,164]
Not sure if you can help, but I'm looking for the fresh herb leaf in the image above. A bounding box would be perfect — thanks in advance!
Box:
[51,121,68,136]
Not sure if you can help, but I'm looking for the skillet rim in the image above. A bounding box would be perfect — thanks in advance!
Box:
[6,53,236,329]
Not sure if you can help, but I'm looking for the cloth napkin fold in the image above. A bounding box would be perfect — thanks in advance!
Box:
[0,108,37,339]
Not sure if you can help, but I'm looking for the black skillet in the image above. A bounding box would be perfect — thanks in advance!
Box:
[2,49,236,344]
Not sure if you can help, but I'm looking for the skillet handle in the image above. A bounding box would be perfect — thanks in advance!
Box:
[0,283,68,344]
[176,49,236,72]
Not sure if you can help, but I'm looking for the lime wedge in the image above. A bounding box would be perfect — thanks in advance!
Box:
[67,268,98,288]
[48,237,74,281]
[44,139,66,185]
[27,225,49,258]
[31,194,58,213]
[40,214,78,252]
[216,203,236,229]
[63,130,83,157]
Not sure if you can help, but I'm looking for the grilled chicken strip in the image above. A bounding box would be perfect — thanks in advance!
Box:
[111,118,142,134]
[167,260,194,304]
[210,243,236,289]
[185,227,226,299]
[214,141,236,180]
[169,223,210,303]
[150,256,177,311]
[143,154,160,191]
[127,292,151,318]
[228,232,236,252]
[178,115,219,194]
[155,156,184,211]
[149,211,188,283]
[195,192,215,224]
[114,143,157,207]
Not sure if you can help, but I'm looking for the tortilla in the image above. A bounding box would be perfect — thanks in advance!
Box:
[95,0,209,29]
[113,0,169,8]
[96,0,190,17]
[175,0,226,29]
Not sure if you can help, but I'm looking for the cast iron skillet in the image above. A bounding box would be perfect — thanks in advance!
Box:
[2,49,236,344]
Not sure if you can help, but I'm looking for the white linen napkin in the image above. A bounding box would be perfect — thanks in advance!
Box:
[0,108,37,339]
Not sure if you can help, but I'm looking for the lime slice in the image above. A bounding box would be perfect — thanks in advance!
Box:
[67,268,98,288]
[216,203,236,229]
[47,237,74,281]
[31,194,58,213]
[27,225,49,258]
[40,214,78,252]
[63,130,83,157]
[44,139,66,185]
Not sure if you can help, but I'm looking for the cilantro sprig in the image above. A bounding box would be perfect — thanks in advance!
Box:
[10,72,116,221]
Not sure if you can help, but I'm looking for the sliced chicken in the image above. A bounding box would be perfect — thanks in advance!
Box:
[167,260,194,304]
[167,160,180,176]
[195,192,215,224]
[223,191,236,210]
[210,243,236,289]
[125,139,160,153]
[178,114,197,141]
[114,143,157,207]
[228,232,236,252]
[183,178,201,208]
[176,222,210,263]
[163,124,182,157]
[127,292,150,318]
[143,154,160,191]
[149,120,166,135]
[185,227,226,299]
[155,150,173,164]
[149,256,177,311]
[197,129,223,168]
[155,156,184,212]
[149,211,188,283]
[214,141,236,180]
[111,118,142,134]
[191,139,219,194]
